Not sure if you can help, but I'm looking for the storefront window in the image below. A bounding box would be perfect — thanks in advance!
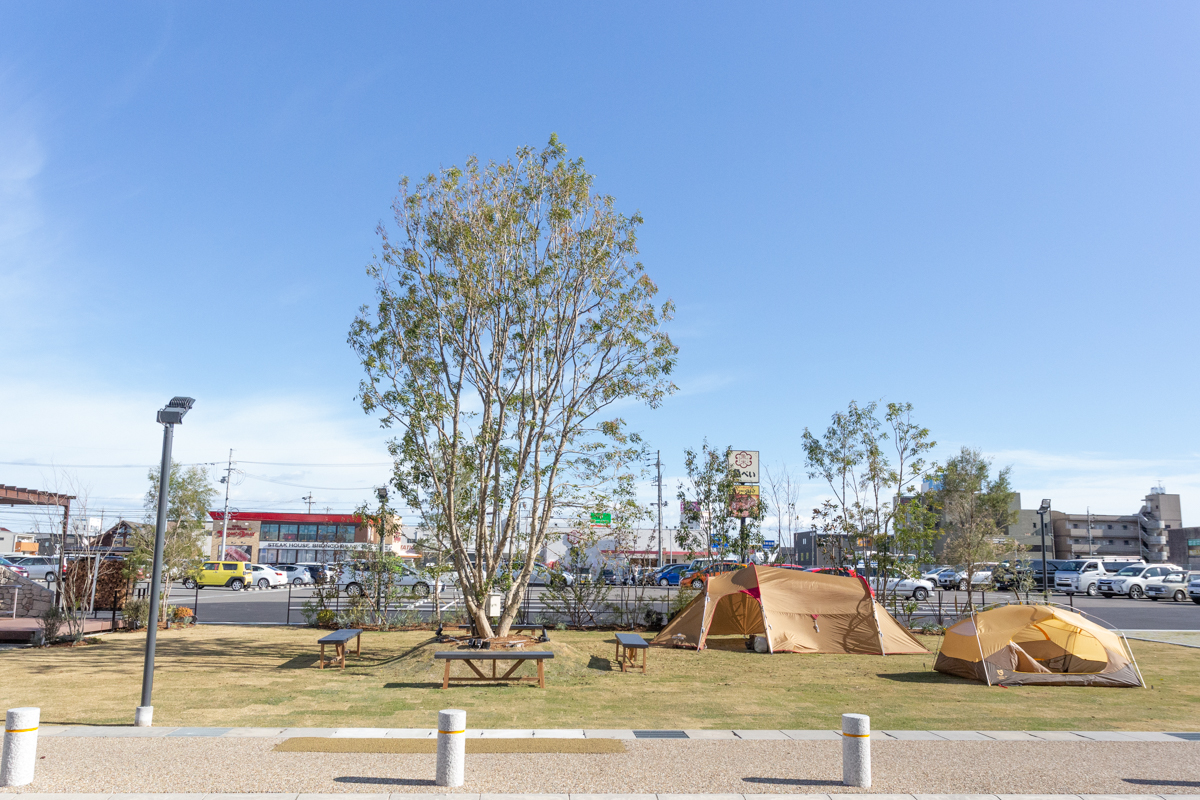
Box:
[299,524,318,542]
[317,524,337,542]
[280,524,298,542]
[261,523,279,542]
[339,525,356,543]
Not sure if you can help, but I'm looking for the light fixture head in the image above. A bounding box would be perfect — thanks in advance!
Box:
[156,397,194,425]
[376,486,389,503]
[1038,499,1051,513]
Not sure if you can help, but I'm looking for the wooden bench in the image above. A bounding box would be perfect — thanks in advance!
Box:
[614,632,649,674]
[317,628,362,670]
[435,650,553,688]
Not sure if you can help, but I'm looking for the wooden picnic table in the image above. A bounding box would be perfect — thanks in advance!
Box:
[614,632,649,674]
[317,628,362,670]
[435,650,554,689]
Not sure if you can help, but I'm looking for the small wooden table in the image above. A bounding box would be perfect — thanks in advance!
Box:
[435,650,554,688]
[614,632,649,674]
[317,628,362,670]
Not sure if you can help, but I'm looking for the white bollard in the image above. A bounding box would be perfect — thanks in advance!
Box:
[1,707,40,787]
[134,706,153,727]
[841,712,870,788]
[436,709,465,787]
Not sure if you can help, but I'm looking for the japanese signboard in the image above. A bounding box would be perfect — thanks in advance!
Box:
[729,450,759,483]
[590,512,611,526]
[730,484,760,518]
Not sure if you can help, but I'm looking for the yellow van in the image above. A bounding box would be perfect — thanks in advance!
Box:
[183,561,251,590]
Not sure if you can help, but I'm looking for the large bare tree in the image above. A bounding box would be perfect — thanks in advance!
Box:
[349,136,677,636]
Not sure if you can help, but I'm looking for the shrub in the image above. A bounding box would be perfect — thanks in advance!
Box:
[315,609,336,628]
[39,605,67,645]
[122,597,151,629]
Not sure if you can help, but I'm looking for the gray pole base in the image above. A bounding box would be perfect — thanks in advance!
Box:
[436,709,466,787]
[134,706,154,728]
[1,707,40,787]
[841,712,871,788]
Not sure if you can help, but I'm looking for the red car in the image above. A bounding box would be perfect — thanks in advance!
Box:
[0,556,29,579]
[804,565,875,597]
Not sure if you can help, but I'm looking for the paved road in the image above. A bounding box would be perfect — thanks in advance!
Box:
[160,583,1200,630]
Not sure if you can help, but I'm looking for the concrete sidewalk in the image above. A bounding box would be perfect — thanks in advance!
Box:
[3,795,1200,800]
[33,727,1195,742]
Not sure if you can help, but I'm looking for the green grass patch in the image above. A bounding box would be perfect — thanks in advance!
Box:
[3,626,1194,730]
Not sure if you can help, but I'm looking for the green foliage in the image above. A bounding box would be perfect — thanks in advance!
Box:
[135,460,215,621]
[677,441,765,562]
[38,604,68,645]
[938,447,1019,606]
[802,401,938,605]
[122,597,150,629]
[301,586,343,627]
[348,136,677,638]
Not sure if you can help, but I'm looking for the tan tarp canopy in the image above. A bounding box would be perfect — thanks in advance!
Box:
[934,604,1143,687]
[651,565,927,654]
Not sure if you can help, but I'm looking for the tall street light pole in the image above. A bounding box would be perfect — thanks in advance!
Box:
[1037,498,1051,603]
[136,396,194,727]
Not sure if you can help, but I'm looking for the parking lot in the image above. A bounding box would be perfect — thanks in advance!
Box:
[153,581,1200,631]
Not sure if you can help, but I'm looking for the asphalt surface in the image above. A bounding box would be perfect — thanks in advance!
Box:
[157,583,1200,630]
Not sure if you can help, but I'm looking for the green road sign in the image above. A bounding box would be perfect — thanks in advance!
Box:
[590,512,612,525]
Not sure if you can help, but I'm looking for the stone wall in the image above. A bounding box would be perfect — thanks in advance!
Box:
[0,568,55,618]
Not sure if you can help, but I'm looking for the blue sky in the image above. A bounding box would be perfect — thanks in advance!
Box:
[3,2,1199,530]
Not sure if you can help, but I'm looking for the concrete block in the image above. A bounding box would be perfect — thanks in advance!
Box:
[1070,731,1140,742]
[277,728,337,737]
[981,731,1042,741]
[437,709,466,788]
[881,731,947,741]
[167,727,232,737]
[1,707,39,787]
[682,729,737,739]
[582,730,637,739]
[478,729,535,738]
[781,730,841,740]
[842,713,871,788]
[386,729,436,738]
[222,728,286,737]
[1026,731,1089,742]
[734,730,790,740]
[930,731,994,741]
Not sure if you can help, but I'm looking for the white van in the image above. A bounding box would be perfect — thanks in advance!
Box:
[1054,557,1144,597]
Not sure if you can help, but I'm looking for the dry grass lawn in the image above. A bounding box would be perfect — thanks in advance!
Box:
[4,626,1196,730]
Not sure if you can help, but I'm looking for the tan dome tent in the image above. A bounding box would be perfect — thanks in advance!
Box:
[934,604,1144,687]
[651,565,927,654]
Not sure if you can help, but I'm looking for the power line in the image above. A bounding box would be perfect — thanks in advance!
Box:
[0,460,391,469]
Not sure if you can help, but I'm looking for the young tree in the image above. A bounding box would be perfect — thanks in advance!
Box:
[939,447,1018,607]
[762,462,800,563]
[350,136,677,637]
[136,461,215,622]
[676,441,765,564]
[802,401,937,604]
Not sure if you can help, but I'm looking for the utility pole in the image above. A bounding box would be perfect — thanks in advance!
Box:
[654,450,664,568]
[218,449,234,562]
[303,493,314,514]
[1087,507,1094,556]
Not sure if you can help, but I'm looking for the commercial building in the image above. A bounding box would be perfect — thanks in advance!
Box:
[1049,487,1177,563]
[207,511,416,564]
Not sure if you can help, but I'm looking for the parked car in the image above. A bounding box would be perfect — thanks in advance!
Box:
[947,564,998,591]
[339,561,445,597]
[921,566,955,585]
[296,562,337,584]
[248,563,287,588]
[1147,571,1190,602]
[653,564,689,586]
[0,556,29,579]
[271,564,315,585]
[873,576,934,601]
[1098,564,1182,599]
[11,555,58,581]
[183,560,252,590]
[1189,573,1200,605]
[681,561,750,589]
[806,566,858,578]
[1054,557,1145,597]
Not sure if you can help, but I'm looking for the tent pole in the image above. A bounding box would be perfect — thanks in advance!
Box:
[869,599,887,656]
[754,565,773,654]
[1119,631,1147,688]
[970,607,991,687]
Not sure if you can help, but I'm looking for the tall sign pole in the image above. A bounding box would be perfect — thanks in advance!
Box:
[218,449,233,561]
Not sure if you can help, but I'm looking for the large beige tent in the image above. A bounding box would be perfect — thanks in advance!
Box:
[651,565,927,654]
[934,604,1144,687]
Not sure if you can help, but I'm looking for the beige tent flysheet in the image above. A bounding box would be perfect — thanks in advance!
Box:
[652,565,927,654]
[934,604,1144,687]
